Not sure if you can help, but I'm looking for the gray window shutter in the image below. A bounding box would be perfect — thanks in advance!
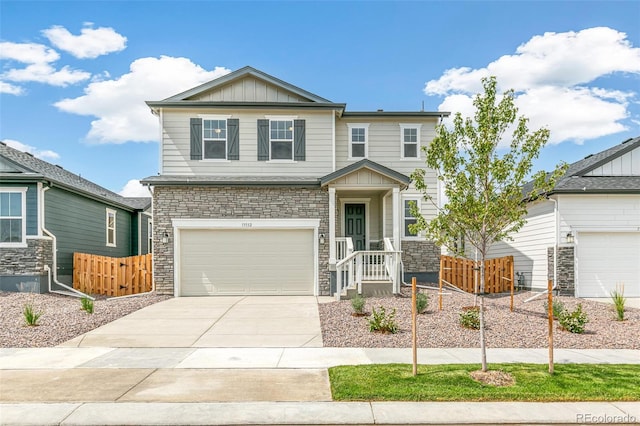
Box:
[227,119,239,160]
[257,119,269,161]
[190,118,202,160]
[294,119,306,161]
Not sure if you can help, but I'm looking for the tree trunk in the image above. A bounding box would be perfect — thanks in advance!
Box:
[479,260,487,372]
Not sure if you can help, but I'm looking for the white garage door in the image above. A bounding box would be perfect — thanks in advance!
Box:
[577,232,640,297]
[179,228,315,296]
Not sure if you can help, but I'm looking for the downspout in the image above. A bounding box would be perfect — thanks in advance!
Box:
[42,186,94,300]
[332,110,336,172]
[524,196,558,303]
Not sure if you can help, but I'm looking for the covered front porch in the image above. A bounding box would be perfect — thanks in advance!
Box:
[321,160,411,299]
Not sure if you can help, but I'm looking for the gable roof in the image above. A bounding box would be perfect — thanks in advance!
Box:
[320,159,411,187]
[158,66,333,104]
[0,141,150,211]
[533,136,640,195]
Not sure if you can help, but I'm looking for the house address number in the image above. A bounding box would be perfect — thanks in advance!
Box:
[241,222,253,228]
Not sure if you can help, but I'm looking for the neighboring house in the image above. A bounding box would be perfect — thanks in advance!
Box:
[0,142,152,293]
[142,66,449,297]
[482,136,640,298]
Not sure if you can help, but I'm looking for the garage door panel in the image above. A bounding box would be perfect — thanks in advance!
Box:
[179,228,314,296]
[578,232,640,297]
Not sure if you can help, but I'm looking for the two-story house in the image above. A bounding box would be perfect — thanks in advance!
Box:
[142,67,448,297]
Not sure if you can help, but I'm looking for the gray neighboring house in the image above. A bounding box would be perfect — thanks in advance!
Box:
[483,136,640,298]
[0,141,152,293]
[142,66,449,298]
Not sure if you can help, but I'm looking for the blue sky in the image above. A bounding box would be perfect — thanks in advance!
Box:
[1,1,639,196]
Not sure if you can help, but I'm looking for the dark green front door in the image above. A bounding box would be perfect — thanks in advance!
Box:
[345,204,366,250]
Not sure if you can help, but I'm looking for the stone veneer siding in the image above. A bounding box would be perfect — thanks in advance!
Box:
[153,186,330,296]
[0,238,53,293]
[547,246,575,296]
[401,240,440,279]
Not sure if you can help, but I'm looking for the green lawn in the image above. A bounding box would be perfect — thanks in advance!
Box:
[329,364,640,402]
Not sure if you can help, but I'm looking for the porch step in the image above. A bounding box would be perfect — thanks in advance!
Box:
[341,280,394,300]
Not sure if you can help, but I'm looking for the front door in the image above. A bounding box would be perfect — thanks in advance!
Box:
[345,204,366,250]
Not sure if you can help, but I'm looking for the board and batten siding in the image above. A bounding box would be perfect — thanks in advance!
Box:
[44,187,134,284]
[482,199,556,290]
[584,146,640,176]
[189,76,308,103]
[161,109,333,176]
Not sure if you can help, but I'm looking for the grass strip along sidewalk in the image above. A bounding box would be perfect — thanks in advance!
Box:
[329,364,640,402]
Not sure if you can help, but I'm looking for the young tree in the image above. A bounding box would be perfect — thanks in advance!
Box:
[411,76,566,372]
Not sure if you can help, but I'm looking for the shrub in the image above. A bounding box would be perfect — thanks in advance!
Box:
[459,307,480,330]
[350,294,366,316]
[368,306,398,334]
[543,299,565,320]
[23,303,43,326]
[80,297,94,314]
[416,292,428,314]
[610,285,626,321]
[558,303,589,334]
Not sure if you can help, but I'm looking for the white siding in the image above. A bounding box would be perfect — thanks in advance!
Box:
[584,147,640,176]
[483,200,556,290]
[558,194,640,237]
[161,109,333,176]
[189,76,308,103]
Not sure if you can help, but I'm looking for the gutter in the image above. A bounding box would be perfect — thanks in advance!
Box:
[42,186,94,300]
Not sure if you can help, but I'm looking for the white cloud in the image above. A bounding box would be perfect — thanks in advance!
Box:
[4,139,61,160]
[42,24,127,59]
[55,56,231,143]
[0,40,90,90]
[425,27,640,145]
[118,179,151,197]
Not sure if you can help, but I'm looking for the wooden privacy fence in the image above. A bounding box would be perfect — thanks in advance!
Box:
[439,254,514,294]
[73,253,152,297]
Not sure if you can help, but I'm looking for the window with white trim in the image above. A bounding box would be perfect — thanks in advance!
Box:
[0,188,26,246]
[270,120,294,160]
[147,220,153,253]
[403,198,420,238]
[106,209,116,247]
[400,124,421,159]
[203,119,227,159]
[348,124,369,159]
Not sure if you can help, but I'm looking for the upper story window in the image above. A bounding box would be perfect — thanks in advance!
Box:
[0,188,27,247]
[348,123,369,159]
[270,120,294,160]
[106,208,116,247]
[203,119,227,160]
[400,124,422,159]
[403,198,420,239]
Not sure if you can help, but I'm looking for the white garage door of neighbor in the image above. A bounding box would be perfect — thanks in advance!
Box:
[179,228,315,296]
[577,232,640,298]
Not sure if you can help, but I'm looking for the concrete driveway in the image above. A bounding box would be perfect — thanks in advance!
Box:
[60,296,325,348]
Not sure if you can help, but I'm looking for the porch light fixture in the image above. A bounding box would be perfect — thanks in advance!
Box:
[162,232,169,244]
[566,232,574,244]
[319,233,325,244]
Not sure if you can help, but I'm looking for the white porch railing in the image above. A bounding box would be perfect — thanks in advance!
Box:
[335,237,354,261]
[335,248,402,300]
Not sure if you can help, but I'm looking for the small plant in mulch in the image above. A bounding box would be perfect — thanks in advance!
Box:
[543,299,565,320]
[459,306,480,330]
[416,292,428,314]
[80,296,94,314]
[610,285,626,321]
[558,303,589,334]
[350,294,367,317]
[470,370,515,387]
[23,303,43,326]
[368,306,398,334]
